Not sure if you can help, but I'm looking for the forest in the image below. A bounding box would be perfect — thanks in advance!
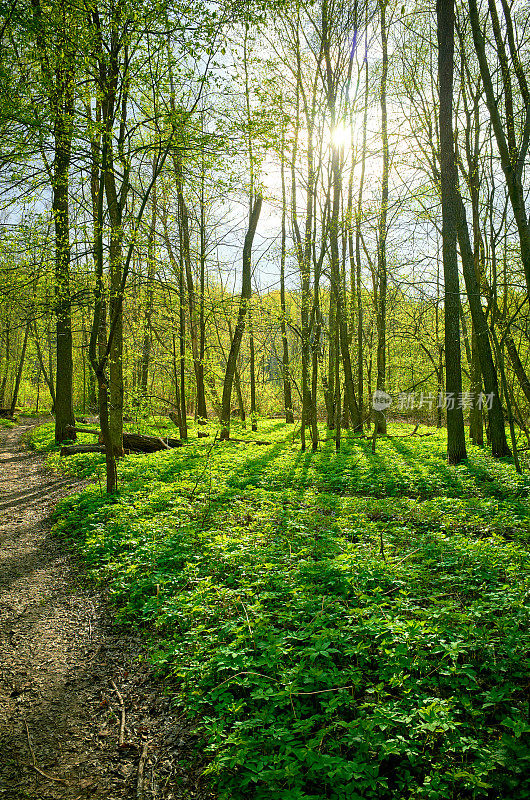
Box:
[0,0,530,798]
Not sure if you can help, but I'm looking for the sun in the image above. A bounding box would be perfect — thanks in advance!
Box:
[330,122,352,149]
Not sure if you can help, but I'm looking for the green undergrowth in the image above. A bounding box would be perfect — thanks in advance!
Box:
[33,420,530,799]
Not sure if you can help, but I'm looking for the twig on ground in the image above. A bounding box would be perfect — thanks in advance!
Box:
[137,741,150,800]
[110,680,126,745]
[220,438,271,445]
[393,547,422,566]
[24,721,68,784]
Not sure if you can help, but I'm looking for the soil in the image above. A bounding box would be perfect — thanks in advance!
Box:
[0,419,213,800]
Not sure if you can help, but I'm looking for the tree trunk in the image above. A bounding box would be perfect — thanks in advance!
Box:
[455,192,510,456]
[249,311,257,431]
[33,321,56,410]
[140,190,157,398]
[322,0,360,432]
[326,287,336,428]
[468,0,530,303]
[280,123,294,423]
[469,325,484,445]
[220,196,262,439]
[178,239,188,440]
[437,0,467,463]
[235,366,246,425]
[354,54,368,431]
[0,325,9,407]
[375,0,389,436]
[10,322,30,416]
[175,153,207,422]
[171,329,185,437]
[198,163,208,422]
[53,110,76,442]
[30,0,76,443]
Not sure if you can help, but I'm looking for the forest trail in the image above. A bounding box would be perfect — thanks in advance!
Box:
[0,421,208,800]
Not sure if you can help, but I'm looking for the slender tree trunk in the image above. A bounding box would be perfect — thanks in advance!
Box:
[198,161,208,422]
[322,0,360,431]
[34,322,56,409]
[175,153,207,422]
[10,322,30,416]
[334,322,341,451]
[53,108,76,441]
[30,0,76,442]
[504,332,530,404]
[469,325,484,445]
[107,224,124,454]
[280,122,294,423]
[310,218,325,450]
[375,0,389,436]
[356,51,369,429]
[437,0,467,463]
[249,311,257,431]
[140,190,157,398]
[326,288,336,428]
[455,192,509,456]
[481,270,530,405]
[0,325,9,406]
[354,53,368,430]
[290,24,319,451]
[178,232,188,440]
[220,196,262,439]
[490,327,521,471]
[90,200,118,493]
[171,329,184,434]
[97,29,130,458]
[235,366,246,425]
[468,0,530,302]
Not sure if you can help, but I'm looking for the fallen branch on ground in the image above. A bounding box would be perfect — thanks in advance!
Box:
[221,438,271,445]
[110,680,126,746]
[24,720,68,784]
[137,742,149,800]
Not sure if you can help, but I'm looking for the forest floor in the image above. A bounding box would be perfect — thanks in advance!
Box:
[9,417,530,799]
[0,419,211,800]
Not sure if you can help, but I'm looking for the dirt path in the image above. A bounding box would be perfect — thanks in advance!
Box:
[0,421,210,800]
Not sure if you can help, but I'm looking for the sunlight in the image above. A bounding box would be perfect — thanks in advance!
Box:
[330,121,352,149]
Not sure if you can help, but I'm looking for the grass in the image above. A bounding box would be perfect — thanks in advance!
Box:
[32,419,530,800]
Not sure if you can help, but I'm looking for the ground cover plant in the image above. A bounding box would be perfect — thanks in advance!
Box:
[33,420,530,800]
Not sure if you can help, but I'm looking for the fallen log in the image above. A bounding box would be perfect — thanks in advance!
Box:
[61,444,106,456]
[124,433,183,451]
[64,425,183,452]
[66,426,100,436]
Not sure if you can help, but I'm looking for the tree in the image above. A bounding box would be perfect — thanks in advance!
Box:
[29,0,78,442]
[373,0,390,435]
[468,0,530,304]
[220,195,262,440]
[437,0,467,463]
